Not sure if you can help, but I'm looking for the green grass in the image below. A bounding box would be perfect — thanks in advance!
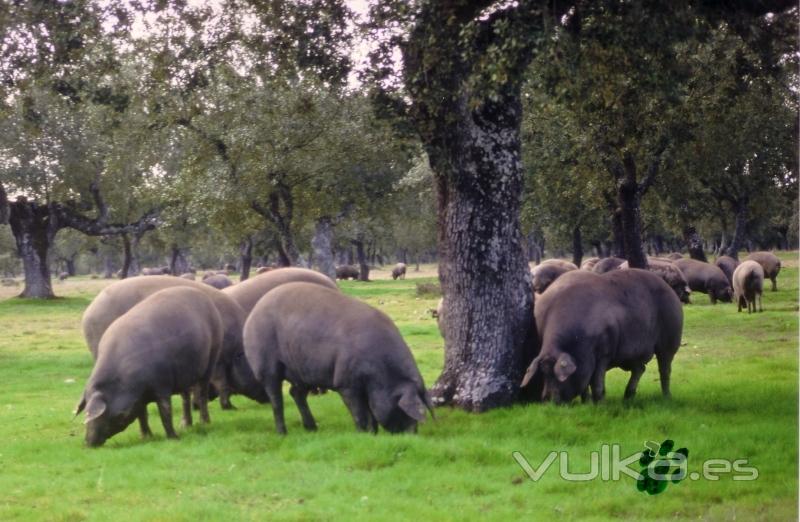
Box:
[0,255,797,521]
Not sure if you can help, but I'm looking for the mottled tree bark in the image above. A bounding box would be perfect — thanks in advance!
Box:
[683,225,708,262]
[424,94,535,410]
[402,2,543,410]
[8,199,57,298]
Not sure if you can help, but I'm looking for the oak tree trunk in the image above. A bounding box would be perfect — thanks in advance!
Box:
[65,255,77,277]
[239,236,253,281]
[120,234,133,279]
[170,244,191,276]
[683,225,708,262]
[352,238,370,281]
[610,210,625,258]
[9,200,58,298]
[617,179,648,269]
[724,200,748,260]
[103,252,115,278]
[311,217,336,281]
[425,95,535,411]
[571,225,583,267]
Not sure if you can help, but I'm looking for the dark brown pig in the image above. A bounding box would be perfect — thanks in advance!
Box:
[592,257,626,274]
[521,269,682,403]
[714,256,740,287]
[223,267,338,315]
[532,259,577,293]
[243,282,433,434]
[744,251,781,291]
[82,276,267,413]
[75,287,223,446]
[673,258,733,304]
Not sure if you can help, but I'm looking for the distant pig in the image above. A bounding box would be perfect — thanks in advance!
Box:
[532,259,577,294]
[243,282,433,434]
[392,263,407,280]
[620,258,691,304]
[203,274,234,289]
[733,260,764,313]
[521,269,682,403]
[335,265,360,280]
[580,257,600,271]
[592,257,626,274]
[745,251,781,291]
[714,256,740,287]
[223,267,338,316]
[75,287,223,446]
[673,258,732,304]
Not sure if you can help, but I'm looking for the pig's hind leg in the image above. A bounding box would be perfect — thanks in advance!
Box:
[289,384,317,431]
[180,391,193,427]
[155,396,179,439]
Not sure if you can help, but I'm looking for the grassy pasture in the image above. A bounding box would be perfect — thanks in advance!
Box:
[0,255,797,521]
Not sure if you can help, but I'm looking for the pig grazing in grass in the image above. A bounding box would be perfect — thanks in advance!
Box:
[673,258,733,304]
[620,258,692,304]
[733,260,764,314]
[82,276,266,413]
[392,263,407,280]
[75,287,223,447]
[335,265,360,280]
[223,267,338,315]
[521,269,682,403]
[745,251,781,292]
[243,282,433,435]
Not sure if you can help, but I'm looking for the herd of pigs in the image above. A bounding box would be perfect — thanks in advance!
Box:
[512,251,780,403]
[71,252,780,446]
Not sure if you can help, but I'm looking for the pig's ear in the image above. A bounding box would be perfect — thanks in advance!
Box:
[73,394,87,418]
[399,388,426,422]
[554,353,577,382]
[521,357,540,388]
[422,390,436,420]
[84,393,106,424]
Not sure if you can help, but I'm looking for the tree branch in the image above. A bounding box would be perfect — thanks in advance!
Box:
[638,139,670,196]
[0,181,8,225]
[57,204,161,237]
[176,117,238,178]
